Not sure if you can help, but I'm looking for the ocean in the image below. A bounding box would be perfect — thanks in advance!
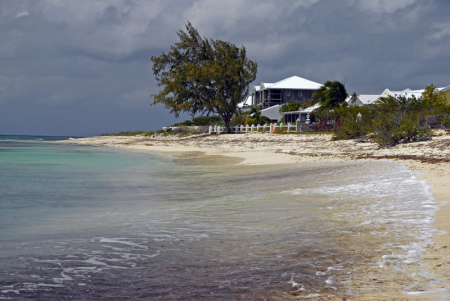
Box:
[0,135,447,300]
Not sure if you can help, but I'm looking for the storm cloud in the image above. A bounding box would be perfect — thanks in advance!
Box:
[0,0,448,136]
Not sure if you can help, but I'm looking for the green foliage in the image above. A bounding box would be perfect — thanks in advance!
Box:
[301,102,310,109]
[151,22,257,133]
[192,115,222,125]
[229,107,270,126]
[279,101,300,113]
[165,127,203,136]
[230,115,247,126]
[311,81,348,112]
[420,85,450,128]
[331,92,446,146]
[332,107,372,140]
[172,116,221,126]
[371,95,432,146]
[172,120,193,126]
[245,107,271,125]
[372,111,431,146]
[422,84,447,108]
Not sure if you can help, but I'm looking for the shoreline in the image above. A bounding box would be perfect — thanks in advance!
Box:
[62,132,450,295]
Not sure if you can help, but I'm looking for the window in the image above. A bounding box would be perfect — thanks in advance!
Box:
[298,92,302,97]
[286,91,290,96]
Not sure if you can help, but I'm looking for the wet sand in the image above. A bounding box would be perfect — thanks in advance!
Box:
[63,132,450,299]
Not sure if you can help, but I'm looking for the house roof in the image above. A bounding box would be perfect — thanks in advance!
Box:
[280,103,321,115]
[265,76,322,90]
[251,85,261,93]
[238,95,253,108]
[347,95,383,106]
[261,105,282,120]
[254,76,322,92]
[383,87,446,98]
[382,88,421,98]
[440,85,450,93]
[260,82,274,90]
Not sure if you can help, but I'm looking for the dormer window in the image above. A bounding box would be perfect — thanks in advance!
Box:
[286,91,290,96]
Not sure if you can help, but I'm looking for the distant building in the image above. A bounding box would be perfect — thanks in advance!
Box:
[382,86,450,105]
[250,76,322,109]
[382,88,427,98]
[346,95,383,106]
[280,104,321,123]
[237,94,254,112]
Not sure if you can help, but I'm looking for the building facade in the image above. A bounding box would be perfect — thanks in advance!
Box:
[251,76,322,109]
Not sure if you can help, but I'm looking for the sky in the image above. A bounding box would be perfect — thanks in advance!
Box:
[0,0,449,136]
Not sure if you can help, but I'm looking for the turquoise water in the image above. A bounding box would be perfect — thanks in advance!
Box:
[0,136,447,300]
[0,136,160,242]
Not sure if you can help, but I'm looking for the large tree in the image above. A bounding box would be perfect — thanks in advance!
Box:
[311,80,348,112]
[151,22,257,133]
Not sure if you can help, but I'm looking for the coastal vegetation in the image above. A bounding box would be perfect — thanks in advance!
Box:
[310,80,348,113]
[151,22,257,133]
[279,101,300,113]
[331,85,449,146]
[244,108,271,125]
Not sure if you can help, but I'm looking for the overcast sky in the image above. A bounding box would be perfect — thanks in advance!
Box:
[1,0,449,136]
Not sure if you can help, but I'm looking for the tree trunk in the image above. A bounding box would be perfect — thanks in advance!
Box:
[224,117,231,133]
[222,113,232,133]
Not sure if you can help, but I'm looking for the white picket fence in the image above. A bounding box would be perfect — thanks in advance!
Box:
[209,123,302,134]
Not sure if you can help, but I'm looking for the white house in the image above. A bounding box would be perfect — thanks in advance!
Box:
[346,94,383,106]
[279,104,321,123]
[251,76,322,109]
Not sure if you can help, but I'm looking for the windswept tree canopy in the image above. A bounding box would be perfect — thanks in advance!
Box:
[245,107,271,126]
[151,22,257,132]
[311,80,348,112]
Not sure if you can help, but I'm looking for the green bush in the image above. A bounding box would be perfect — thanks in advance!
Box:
[332,106,372,140]
[371,95,433,146]
[372,111,431,146]
[231,115,247,126]
[332,115,370,140]
[279,101,300,113]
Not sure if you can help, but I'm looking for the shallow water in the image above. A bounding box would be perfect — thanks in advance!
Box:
[0,137,447,300]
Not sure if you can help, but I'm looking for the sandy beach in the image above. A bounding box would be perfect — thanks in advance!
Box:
[64,132,450,298]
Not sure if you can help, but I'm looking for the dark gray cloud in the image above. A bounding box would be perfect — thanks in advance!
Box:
[0,0,449,136]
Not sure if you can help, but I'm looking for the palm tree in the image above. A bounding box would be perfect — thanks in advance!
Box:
[245,107,271,125]
[312,81,348,111]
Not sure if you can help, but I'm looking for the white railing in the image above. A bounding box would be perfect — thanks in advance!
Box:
[209,123,311,134]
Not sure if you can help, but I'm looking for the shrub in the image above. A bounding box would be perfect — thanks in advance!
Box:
[231,115,247,126]
[279,101,300,113]
[172,120,193,126]
[370,95,432,146]
[332,114,371,140]
[332,106,372,140]
[372,111,431,146]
